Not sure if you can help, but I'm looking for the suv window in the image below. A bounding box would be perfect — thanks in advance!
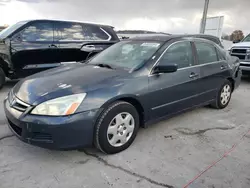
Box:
[159,41,194,69]
[55,22,110,41]
[21,22,53,42]
[82,24,110,40]
[56,22,85,41]
[195,42,218,64]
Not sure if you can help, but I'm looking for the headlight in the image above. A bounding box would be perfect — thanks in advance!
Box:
[247,49,250,53]
[31,93,86,116]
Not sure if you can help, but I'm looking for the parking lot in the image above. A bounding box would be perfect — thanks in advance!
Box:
[0,77,250,188]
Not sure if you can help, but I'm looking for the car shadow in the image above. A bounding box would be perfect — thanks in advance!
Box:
[2,80,19,92]
[241,76,250,83]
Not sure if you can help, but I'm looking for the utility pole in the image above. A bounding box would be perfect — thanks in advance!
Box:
[200,0,209,34]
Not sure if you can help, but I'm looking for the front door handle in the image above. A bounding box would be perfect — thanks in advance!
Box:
[49,44,57,48]
[85,45,95,48]
[221,65,226,70]
[189,72,199,78]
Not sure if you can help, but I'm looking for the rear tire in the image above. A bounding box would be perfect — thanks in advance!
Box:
[0,67,6,89]
[210,80,232,109]
[94,101,140,154]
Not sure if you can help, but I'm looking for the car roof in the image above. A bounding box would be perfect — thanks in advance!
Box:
[23,19,114,28]
[131,34,219,42]
[179,34,220,39]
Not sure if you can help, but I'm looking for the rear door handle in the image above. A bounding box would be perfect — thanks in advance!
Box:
[189,72,199,78]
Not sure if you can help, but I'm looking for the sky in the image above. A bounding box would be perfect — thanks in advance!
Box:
[0,0,250,35]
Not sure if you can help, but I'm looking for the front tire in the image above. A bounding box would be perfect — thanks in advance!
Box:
[211,80,232,109]
[94,101,139,154]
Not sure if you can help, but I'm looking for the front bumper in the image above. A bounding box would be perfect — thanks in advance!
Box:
[240,62,250,75]
[4,99,100,150]
[233,66,242,90]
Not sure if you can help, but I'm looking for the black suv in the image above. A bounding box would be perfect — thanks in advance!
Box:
[0,19,119,88]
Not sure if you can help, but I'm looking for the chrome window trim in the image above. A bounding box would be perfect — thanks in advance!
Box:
[177,60,222,70]
[100,27,112,41]
[148,40,224,77]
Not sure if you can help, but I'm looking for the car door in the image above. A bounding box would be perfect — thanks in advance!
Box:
[148,41,203,120]
[194,41,229,102]
[53,22,114,63]
[53,21,85,63]
[10,21,58,77]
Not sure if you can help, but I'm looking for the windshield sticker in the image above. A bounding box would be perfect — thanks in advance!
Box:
[141,43,160,47]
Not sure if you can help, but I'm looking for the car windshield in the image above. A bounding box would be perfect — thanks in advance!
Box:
[88,41,162,70]
[0,21,28,39]
[242,34,250,42]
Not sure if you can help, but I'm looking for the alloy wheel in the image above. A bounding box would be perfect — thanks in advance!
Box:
[220,84,231,105]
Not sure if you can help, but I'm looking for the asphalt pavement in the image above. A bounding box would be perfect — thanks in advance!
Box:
[1,78,250,188]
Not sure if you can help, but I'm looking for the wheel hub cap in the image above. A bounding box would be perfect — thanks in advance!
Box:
[107,112,135,147]
[220,84,231,105]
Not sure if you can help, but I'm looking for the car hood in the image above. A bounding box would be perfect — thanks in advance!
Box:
[232,42,250,48]
[13,64,128,105]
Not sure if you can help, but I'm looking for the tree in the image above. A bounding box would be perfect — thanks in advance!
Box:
[230,30,245,42]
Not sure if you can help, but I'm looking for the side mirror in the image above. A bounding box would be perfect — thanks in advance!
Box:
[152,64,178,74]
[12,34,22,42]
[233,40,240,44]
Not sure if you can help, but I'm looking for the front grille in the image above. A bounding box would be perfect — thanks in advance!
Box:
[240,63,250,67]
[8,119,22,136]
[232,49,247,54]
[231,48,250,60]
[8,91,30,112]
[232,54,246,60]
[32,132,53,141]
[33,132,52,140]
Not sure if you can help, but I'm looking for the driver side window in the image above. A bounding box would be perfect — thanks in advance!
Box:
[159,41,194,69]
[20,22,53,42]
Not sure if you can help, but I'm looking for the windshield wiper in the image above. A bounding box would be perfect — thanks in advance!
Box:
[94,63,114,69]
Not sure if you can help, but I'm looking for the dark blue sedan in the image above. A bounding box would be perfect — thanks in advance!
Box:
[4,35,242,154]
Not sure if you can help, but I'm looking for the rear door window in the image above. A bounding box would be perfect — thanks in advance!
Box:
[56,22,85,41]
[195,42,219,64]
[55,22,111,41]
[21,22,53,42]
[216,48,226,61]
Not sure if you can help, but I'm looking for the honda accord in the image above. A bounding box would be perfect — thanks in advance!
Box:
[4,35,242,154]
